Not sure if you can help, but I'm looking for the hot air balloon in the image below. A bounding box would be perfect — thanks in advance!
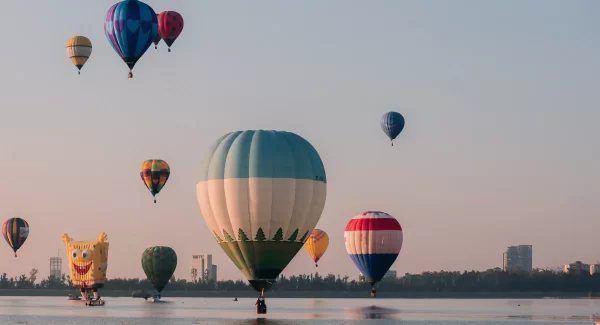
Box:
[140,159,171,203]
[104,0,158,78]
[140,159,170,203]
[62,232,110,302]
[2,218,29,257]
[344,211,403,296]
[157,11,184,52]
[304,229,329,267]
[381,112,405,146]
[66,36,92,75]
[141,246,177,300]
[196,130,327,313]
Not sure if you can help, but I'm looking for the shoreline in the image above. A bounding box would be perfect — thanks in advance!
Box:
[0,289,597,299]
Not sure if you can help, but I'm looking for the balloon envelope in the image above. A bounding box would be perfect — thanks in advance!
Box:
[2,218,29,255]
[304,229,329,266]
[141,246,177,293]
[66,36,92,73]
[140,159,170,202]
[104,0,158,73]
[344,211,403,286]
[196,130,327,292]
[158,11,184,48]
[380,112,405,144]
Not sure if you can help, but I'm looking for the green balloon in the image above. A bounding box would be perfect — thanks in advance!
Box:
[141,246,177,293]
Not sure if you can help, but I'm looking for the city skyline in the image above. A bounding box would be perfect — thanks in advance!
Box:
[0,0,599,281]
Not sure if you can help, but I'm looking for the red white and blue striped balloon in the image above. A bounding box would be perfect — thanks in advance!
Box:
[344,211,403,286]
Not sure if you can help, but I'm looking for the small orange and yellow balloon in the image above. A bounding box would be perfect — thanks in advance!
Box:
[304,229,329,267]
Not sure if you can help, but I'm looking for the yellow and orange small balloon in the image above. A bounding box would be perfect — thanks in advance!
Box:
[304,229,329,267]
[62,232,109,289]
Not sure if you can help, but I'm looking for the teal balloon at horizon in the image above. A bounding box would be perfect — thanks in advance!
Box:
[196,130,327,293]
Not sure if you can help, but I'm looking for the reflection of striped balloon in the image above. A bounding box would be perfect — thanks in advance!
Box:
[2,218,30,257]
[66,36,92,74]
[304,229,329,267]
[344,211,403,286]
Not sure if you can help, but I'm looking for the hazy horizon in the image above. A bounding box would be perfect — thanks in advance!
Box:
[0,0,599,282]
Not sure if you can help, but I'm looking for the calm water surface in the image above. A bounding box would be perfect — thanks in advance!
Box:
[0,297,599,324]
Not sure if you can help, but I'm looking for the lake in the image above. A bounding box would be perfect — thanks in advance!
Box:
[0,297,599,324]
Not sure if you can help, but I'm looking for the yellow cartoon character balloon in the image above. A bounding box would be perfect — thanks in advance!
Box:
[62,232,109,299]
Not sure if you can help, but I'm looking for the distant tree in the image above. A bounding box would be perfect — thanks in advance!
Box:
[191,268,198,283]
[28,268,38,285]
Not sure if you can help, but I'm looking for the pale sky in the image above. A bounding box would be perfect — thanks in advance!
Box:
[0,0,599,282]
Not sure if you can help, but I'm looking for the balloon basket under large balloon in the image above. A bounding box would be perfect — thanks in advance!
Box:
[128,72,133,79]
[14,253,17,258]
[154,199,156,203]
[391,142,394,146]
[78,71,80,75]
[315,263,318,267]
[168,48,171,52]
[155,45,158,49]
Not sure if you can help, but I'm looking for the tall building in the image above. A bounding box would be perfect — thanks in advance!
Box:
[191,254,217,282]
[207,254,213,281]
[211,264,217,282]
[502,245,532,273]
[564,261,590,275]
[49,250,62,279]
[191,255,205,282]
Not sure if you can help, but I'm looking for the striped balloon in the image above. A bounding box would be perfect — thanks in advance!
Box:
[66,36,92,75]
[104,0,158,78]
[344,211,403,286]
[2,218,30,257]
[380,112,405,146]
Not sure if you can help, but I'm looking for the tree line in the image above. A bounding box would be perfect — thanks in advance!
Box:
[3,267,600,292]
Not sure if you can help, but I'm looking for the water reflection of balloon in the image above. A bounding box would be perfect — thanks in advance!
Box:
[344,211,403,290]
[196,130,327,305]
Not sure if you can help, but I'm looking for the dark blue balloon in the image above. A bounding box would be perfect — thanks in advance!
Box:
[380,112,405,146]
[104,0,158,77]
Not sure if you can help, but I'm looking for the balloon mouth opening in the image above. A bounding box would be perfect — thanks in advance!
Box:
[248,280,275,293]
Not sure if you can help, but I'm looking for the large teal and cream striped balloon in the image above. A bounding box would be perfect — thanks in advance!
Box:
[196,130,327,292]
